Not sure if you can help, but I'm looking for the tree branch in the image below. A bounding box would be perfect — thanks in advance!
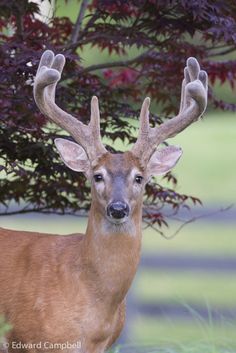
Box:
[208,46,236,57]
[70,0,89,46]
[14,7,23,38]
[65,33,133,51]
[78,51,149,74]
[165,204,233,239]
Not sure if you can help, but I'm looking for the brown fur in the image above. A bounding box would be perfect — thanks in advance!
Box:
[0,152,144,353]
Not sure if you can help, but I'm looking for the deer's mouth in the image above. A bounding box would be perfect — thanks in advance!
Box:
[106,215,129,225]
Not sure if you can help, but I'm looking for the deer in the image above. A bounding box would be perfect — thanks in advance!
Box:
[0,50,208,353]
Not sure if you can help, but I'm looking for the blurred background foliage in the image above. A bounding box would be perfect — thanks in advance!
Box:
[1,0,236,352]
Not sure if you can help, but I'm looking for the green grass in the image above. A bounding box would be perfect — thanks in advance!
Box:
[131,316,236,350]
[110,347,234,353]
[142,223,236,257]
[135,270,236,307]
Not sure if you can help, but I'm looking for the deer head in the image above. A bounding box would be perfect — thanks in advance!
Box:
[34,50,208,225]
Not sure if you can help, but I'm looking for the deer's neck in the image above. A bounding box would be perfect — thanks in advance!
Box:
[82,202,142,306]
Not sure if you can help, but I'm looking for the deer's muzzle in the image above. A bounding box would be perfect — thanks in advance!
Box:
[107,201,130,220]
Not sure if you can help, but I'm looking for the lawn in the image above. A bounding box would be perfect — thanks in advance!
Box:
[142,222,236,257]
[132,317,236,350]
[135,269,236,307]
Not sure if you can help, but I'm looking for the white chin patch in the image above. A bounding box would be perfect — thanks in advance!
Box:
[102,217,135,236]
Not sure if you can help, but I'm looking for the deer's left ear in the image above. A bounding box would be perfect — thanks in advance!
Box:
[147,145,183,176]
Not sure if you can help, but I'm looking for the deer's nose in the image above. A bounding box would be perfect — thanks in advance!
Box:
[107,201,130,219]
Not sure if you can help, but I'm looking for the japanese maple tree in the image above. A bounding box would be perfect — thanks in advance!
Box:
[0,0,236,232]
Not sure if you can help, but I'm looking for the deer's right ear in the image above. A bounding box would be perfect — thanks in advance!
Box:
[54,138,90,175]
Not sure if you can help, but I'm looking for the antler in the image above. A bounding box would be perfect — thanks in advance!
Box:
[33,50,107,160]
[131,57,208,163]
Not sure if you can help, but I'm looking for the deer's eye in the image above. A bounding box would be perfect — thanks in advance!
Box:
[94,174,103,183]
[135,175,143,184]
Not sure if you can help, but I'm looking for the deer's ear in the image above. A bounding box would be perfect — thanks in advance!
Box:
[147,145,182,176]
[54,138,90,175]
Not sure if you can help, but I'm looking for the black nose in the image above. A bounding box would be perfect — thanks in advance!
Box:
[107,201,130,219]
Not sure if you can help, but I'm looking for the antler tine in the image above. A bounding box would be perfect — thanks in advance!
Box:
[131,97,151,155]
[89,96,104,147]
[156,58,208,138]
[131,57,208,163]
[33,50,107,160]
[179,66,190,113]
